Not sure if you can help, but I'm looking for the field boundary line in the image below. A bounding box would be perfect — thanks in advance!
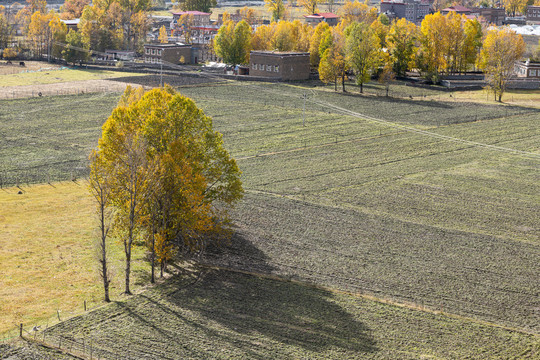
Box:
[196,263,540,338]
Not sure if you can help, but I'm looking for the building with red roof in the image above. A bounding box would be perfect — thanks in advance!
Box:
[304,13,340,26]
[441,5,473,15]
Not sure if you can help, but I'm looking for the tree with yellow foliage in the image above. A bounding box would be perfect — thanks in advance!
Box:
[416,12,447,83]
[386,18,417,77]
[319,26,347,91]
[272,20,295,51]
[298,0,320,15]
[251,23,276,50]
[345,22,381,93]
[159,25,168,43]
[339,0,378,25]
[91,86,243,294]
[309,21,330,68]
[265,0,286,21]
[479,27,525,102]
[214,20,252,64]
[503,0,527,16]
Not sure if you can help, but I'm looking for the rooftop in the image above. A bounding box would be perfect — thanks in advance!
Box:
[171,11,211,16]
[443,5,473,12]
[251,51,310,57]
[304,12,339,19]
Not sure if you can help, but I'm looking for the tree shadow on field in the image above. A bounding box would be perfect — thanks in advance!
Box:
[157,232,378,357]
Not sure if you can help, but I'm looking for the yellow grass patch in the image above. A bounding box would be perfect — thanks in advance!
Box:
[0,69,146,87]
[0,182,147,336]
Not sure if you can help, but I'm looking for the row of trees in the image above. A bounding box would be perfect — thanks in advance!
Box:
[214,10,525,100]
[0,0,151,60]
[89,86,243,300]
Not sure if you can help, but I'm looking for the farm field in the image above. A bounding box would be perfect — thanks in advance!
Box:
[0,182,148,336]
[43,269,539,359]
[0,78,539,355]
[0,67,146,87]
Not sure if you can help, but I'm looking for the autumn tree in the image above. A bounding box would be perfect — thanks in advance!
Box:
[345,22,381,93]
[339,0,377,25]
[265,0,286,22]
[416,12,447,83]
[251,23,275,50]
[309,21,330,68]
[0,13,11,49]
[386,18,417,77]
[89,150,114,302]
[27,11,52,57]
[462,18,482,72]
[159,24,168,43]
[378,64,395,96]
[179,0,216,13]
[49,15,67,59]
[239,6,257,25]
[91,86,243,293]
[479,27,525,102]
[214,20,252,64]
[60,0,90,19]
[503,0,527,16]
[272,20,295,51]
[298,0,320,15]
[63,29,89,64]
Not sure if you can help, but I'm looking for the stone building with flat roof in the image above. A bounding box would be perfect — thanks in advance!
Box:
[143,43,193,65]
[249,51,310,81]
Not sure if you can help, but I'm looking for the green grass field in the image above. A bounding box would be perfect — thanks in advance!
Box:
[0,78,539,356]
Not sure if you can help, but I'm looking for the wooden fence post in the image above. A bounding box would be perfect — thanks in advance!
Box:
[19,324,23,337]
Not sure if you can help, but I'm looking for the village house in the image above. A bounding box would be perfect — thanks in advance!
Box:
[249,51,310,81]
[380,0,430,25]
[515,60,540,78]
[143,43,193,65]
[304,13,340,26]
[472,7,506,26]
[526,6,540,24]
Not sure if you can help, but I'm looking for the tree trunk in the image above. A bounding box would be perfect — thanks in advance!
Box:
[342,74,346,92]
[360,82,363,93]
[125,241,132,295]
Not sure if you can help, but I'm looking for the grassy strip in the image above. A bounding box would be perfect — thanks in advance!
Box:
[0,182,148,336]
[44,268,540,359]
[0,69,146,87]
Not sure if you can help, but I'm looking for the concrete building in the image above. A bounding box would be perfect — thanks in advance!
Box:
[380,0,430,25]
[526,6,540,24]
[303,13,340,26]
[472,7,506,25]
[143,43,193,65]
[515,60,540,78]
[249,51,310,81]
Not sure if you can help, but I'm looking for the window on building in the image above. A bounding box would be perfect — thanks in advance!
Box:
[531,70,537,77]
[259,64,264,70]
[266,65,272,71]
[274,65,279,72]
[145,48,150,55]
[252,63,257,70]
[158,50,162,56]
[152,49,155,55]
